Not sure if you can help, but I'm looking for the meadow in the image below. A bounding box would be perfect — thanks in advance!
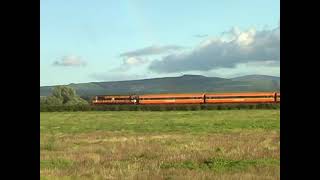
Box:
[40,110,280,180]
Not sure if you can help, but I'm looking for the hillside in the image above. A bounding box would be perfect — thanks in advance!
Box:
[40,74,280,97]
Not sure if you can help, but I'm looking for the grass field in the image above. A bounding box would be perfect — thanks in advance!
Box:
[40,110,280,180]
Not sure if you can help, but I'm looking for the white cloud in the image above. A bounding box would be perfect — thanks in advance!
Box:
[53,55,87,67]
[109,57,149,72]
[235,28,256,46]
[120,45,184,57]
[123,57,148,66]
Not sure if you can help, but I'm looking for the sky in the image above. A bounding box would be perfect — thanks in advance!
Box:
[40,0,280,86]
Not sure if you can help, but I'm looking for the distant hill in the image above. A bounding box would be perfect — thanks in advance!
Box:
[40,74,280,97]
[231,75,280,92]
[231,74,280,82]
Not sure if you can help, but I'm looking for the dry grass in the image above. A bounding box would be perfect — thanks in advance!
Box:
[40,110,280,179]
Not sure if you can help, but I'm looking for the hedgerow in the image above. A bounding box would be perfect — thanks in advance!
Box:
[40,103,280,112]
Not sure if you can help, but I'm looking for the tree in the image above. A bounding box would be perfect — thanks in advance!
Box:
[64,98,88,106]
[52,86,77,104]
[41,86,88,106]
[45,96,63,105]
[40,96,46,105]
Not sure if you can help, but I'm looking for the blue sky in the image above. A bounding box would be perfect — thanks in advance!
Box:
[40,0,280,86]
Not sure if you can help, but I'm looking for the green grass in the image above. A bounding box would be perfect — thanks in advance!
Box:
[40,159,73,169]
[40,110,279,134]
[161,158,279,172]
[40,110,280,179]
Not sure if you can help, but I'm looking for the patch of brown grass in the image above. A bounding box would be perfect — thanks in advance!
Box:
[40,131,279,179]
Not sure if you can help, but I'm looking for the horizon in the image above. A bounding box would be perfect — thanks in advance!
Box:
[41,0,280,86]
[40,73,280,87]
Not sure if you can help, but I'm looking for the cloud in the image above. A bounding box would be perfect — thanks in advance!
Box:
[120,45,184,57]
[90,57,150,81]
[110,57,149,72]
[123,57,148,66]
[149,26,280,73]
[53,55,87,67]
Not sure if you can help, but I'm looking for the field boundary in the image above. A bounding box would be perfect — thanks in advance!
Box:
[40,103,280,112]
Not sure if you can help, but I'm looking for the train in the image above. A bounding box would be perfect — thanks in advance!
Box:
[92,92,280,105]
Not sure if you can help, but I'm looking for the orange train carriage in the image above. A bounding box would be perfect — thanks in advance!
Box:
[92,92,280,105]
[205,92,276,104]
[139,93,204,104]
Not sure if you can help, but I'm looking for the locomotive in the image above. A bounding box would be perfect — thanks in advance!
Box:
[92,92,280,105]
